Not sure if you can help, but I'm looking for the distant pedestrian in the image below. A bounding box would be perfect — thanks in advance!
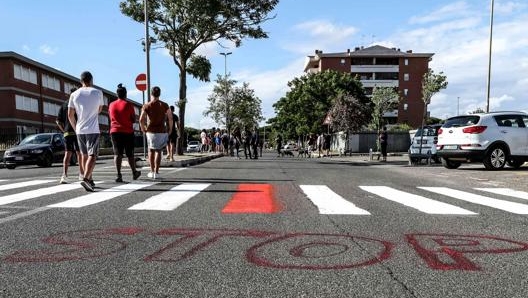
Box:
[324,133,331,157]
[108,83,141,182]
[251,126,260,159]
[139,86,173,179]
[56,87,84,184]
[233,126,242,159]
[317,133,324,158]
[243,126,253,159]
[166,105,179,161]
[200,129,207,152]
[275,133,283,157]
[68,71,104,192]
[379,126,388,161]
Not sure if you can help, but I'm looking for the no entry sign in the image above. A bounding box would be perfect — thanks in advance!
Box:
[135,73,147,91]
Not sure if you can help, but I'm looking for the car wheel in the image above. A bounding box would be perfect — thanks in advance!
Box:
[507,158,525,169]
[37,151,53,167]
[6,164,16,169]
[483,146,506,170]
[441,158,461,169]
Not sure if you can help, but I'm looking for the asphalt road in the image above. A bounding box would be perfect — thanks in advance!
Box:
[1,152,528,297]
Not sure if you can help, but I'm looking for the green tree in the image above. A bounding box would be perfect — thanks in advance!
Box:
[371,87,400,132]
[204,75,263,131]
[119,0,278,155]
[421,69,448,127]
[268,70,367,140]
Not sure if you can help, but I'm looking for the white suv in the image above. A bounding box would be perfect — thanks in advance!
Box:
[436,111,528,170]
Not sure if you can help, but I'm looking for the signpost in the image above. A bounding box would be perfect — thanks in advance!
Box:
[136,73,147,158]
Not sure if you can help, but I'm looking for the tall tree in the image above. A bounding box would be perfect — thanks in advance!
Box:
[204,75,263,130]
[269,70,368,140]
[370,87,400,133]
[421,69,448,127]
[119,0,279,154]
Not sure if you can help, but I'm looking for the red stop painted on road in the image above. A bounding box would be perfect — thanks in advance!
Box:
[135,73,147,91]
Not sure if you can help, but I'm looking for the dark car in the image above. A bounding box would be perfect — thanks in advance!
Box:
[3,133,76,169]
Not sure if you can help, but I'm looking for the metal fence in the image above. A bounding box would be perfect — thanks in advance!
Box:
[331,131,411,154]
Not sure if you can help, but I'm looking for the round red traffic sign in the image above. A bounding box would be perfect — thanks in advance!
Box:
[135,73,147,91]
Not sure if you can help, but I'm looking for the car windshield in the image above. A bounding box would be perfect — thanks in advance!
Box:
[443,116,480,128]
[188,141,199,146]
[19,134,52,145]
[414,128,438,137]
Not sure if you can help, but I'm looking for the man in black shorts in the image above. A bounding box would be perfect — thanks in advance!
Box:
[166,105,179,161]
[56,87,84,184]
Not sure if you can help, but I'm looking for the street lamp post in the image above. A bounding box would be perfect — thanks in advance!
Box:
[220,52,232,133]
[486,0,495,113]
[457,96,460,116]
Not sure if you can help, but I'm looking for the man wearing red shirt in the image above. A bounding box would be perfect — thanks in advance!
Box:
[108,84,141,182]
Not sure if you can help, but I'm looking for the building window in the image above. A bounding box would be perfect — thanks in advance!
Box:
[15,94,39,113]
[98,114,109,126]
[404,89,409,96]
[404,73,409,81]
[404,59,409,66]
[64,82,78,94]
[42,74,61,91]
[43,101,61,116]
[340,58,346,65]
[13,64,37,84]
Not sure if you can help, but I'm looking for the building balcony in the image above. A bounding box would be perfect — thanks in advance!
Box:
[360,80,399,88]
[351,65,399,73]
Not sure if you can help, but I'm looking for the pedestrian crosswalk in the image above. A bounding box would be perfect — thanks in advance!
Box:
[1,178,528,216]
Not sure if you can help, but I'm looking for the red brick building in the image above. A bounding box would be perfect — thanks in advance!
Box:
[0,51,142,140]
[304,45,433,128]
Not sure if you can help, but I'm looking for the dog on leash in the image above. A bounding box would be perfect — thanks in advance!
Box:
[297,148,310,158]
[281,149,294,157]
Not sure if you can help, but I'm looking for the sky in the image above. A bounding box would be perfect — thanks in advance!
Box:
[1,0,527,129]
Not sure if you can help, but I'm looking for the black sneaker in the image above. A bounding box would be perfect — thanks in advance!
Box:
[89,179,95,188]
[132,170,141,180]
[115,174,123,183]
[80,178,95,192]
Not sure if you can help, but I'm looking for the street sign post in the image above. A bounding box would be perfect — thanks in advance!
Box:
[135,73,147,158]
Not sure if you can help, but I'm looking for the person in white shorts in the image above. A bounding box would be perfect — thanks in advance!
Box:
[139,86,173,179]
[68,71,104,192]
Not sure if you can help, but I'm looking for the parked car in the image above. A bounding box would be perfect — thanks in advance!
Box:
[186,140,200,153]
[283,143,299,151]
[3,133,76,169]
[408,124,442,164]
[436,111,528,170]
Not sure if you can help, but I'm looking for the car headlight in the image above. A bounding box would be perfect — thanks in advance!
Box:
[30,149,44,154]
[4,150,11,156]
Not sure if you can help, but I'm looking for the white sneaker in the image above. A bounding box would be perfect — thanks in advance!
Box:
[78,174,84,181]
[147,172,154,178]
[60,175,68,184]
[152,173,159,179]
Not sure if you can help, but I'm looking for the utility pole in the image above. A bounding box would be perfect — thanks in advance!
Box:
[486,0,494,113]
[220,52,232,133]
[144,0,151,100]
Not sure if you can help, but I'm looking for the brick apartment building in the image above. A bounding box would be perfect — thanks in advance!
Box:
[0,51,142,141]
[304,45,434,128]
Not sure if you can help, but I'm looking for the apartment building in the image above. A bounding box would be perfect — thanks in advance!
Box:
[304,45,434,128]
[0,51,142,139]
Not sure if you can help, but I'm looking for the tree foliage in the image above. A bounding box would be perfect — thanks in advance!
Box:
[268,70,369,140]
[119,0,278,154]
[421,69,448,125]
[204,75,263,131]
[370,87,400,132]
[329,93,372,133]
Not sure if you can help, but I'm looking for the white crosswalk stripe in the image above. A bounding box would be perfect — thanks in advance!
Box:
[300,185,370,215]
[48,182,157,208]
[128,183,211,211]
[474,188,528,201]
[360,186,476,215]
[0,180,54,192]
[419,187,528,214]
[0,182,84,206]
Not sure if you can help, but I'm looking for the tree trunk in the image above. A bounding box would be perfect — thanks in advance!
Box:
[177,62,187,156]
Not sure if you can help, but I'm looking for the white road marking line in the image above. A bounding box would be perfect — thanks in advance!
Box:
[0,207,50,224]
[300,185,370,215]
[0,182,84,206]
[0,180,54,192]
[128,183,210,211]
[419,187,528,214]
[360,186,476,215]
[48,182,156,208]
[475,188,528,201]
[0,180,7,183]
[0,211,9,215]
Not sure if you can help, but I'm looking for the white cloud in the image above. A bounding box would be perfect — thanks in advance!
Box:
[39,44,57,55]
[409,1,471,24]
[495,1,528,14]
[283,20,358,54]
[22,45,30,51]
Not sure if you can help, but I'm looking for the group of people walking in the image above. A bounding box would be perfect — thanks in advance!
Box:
[56,71,177,192]
[199,126,262,159]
